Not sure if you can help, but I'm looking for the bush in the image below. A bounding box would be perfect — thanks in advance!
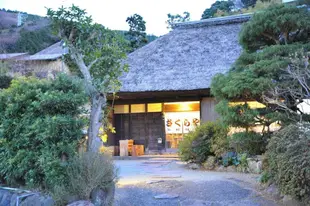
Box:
[221,151,238,167]
[229,131,266,155]
[52,152,117,205]
[265,123,310,204]
[0,74,87,189]
[178,122,228,164]
[0,75,13,89]
[210,124,229,158]
[220,152,248,171]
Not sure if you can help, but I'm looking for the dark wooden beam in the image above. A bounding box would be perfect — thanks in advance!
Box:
[108,89,211,105]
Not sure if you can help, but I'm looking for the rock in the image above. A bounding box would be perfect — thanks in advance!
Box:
[91,188,107,206]
[0,191,11,206]
[180,199,210,206]
[215,165,227,172]
[282,195,303,206]
[265,184,281,200]
[152,175,182,179]
[247,157,262,174]
[9,194,18,206]
[188,163,200,170]
[146,180,164,184]
[90,185,115,206]
[154,194,179,199]
[203,156,216,170]
[226,165,237,172]
[67,201,94,206]
[65,195,80,204]
[20,194,54,206]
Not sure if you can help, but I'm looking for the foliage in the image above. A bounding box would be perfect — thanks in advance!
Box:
[0,61,9,75]
[0,74,87,189]
[0,75,12,89]
[7,27,58,54]
[52,152,117,205]
[166,12,190,29]
[229,132,266,155]
[47,5,128,151]
[210,122,229,158]
[263,52,310,122]
[201,1,234,19]
[211,5,310,153]
[239,5,310,52]
[265,123,310,204]
[221,152,248,171]
[178,122,228,164]
[237,153,248,172]
[0,62,12,89]
[241,0,257,8]
[259,171,271,183]
[221,151,238,167]
[126,14,148,51]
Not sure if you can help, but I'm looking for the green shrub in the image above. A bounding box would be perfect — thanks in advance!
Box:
[265,123,310,204]
[0,75,13,89]
[259,171,271,184]
[210,124,229,158]
[0,74,87,189]
[237,153,248,172]
[178,122,228,164]
[221,152,248,168]
[221,151,238,167]
[229,131,266,155]
[52,152,117,205]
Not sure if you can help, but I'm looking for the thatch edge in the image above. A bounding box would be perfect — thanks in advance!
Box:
[173,13,252,29]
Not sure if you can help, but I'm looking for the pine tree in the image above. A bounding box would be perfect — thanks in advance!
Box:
[211,5,310,150]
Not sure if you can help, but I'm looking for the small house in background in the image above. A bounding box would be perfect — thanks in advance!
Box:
[0,41,69,78]
[108,14,252,154]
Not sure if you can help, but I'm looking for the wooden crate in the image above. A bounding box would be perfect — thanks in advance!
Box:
[132,145,144,156]
[128,139,134,155]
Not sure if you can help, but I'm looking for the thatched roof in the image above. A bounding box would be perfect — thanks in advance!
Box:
[19,41,67,61]
[119,14,251,93]
[0,53,27,60]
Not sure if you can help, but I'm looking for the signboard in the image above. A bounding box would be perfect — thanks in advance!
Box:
[164,111,200,134]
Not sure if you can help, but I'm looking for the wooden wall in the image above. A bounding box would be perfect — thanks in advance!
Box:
[200,97,220,122]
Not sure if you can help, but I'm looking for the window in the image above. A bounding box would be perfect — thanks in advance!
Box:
[229,101,266,109]
[147,103,162,112]
[114,105,129,114]
[131,104,145,113]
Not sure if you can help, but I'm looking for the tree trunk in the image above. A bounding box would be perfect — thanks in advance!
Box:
[70,50,106,152]
[87,93,106,152]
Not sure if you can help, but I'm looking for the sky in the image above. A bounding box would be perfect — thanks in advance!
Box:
[0,0,216,36]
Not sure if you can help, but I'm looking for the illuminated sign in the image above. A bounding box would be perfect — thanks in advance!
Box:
[164,111,200,134]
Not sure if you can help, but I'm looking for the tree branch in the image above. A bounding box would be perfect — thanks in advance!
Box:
[262,32,280,44]
[87,56,105,70]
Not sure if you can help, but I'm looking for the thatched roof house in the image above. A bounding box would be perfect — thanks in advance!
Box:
[110,14,251,154]
[120,14,251,93]
[1,41,69,78]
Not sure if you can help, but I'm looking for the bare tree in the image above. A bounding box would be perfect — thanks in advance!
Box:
[263,52,310,122]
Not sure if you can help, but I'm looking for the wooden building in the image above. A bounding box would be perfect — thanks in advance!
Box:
[109,14,252,154]
[0,42,69,78]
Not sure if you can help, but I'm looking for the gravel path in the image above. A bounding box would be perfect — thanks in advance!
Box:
[114,158,279,206]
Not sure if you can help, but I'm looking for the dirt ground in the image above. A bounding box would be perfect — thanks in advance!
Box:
[114,158,280,206]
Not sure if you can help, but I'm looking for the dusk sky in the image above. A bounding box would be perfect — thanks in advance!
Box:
[0,0,216,36]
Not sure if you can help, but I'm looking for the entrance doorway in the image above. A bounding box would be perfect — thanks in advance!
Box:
[113,101,200,153]
[163,101,200,150]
